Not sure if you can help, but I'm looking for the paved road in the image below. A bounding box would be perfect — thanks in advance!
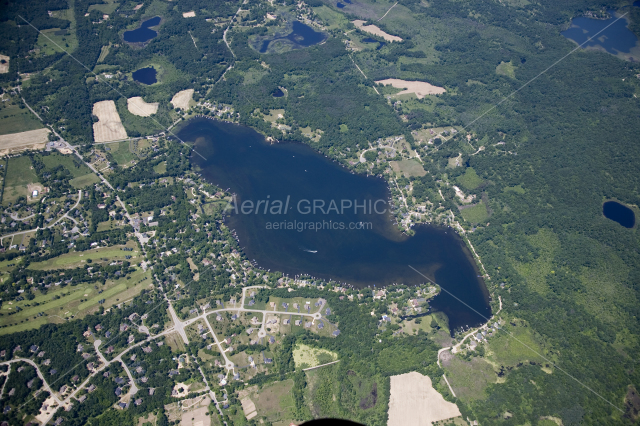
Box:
[0,189,82,243]
[168,301,190,345]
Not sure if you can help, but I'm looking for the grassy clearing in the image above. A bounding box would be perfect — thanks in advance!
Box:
[153,161,167,174]
[41,152,93,178]
[69,173,100,188]
[496,61,517,78]
[512,228,559,294]
[88,0,120,14]
[502,184,525,194]
[3,156,39,205]
[460,202,489,224]
[252,379,296,423]
[486,323,545,367]
[292,343,337,369]
[390,159,426,178]
[165,332,186,353]
[40,5,78,54]
[0,101,44,135]
[116,98,167,137]
[457,167,483,190]
[444,356,496,402]
[263,109,285,124]
[97,44,111,63]
[28,242,139,270]
[108,141,136,166]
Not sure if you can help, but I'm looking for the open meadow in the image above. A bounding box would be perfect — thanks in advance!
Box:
[2,156,40,205]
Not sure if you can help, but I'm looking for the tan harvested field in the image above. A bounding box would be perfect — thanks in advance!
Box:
[0,55,9,73]
[171,89,194,110]
[353,20,402,42]
[93,100,128,142]
[183,11,196,18]
[240,396,258,420]
[180,406,210,426]
[376,78,446,98]
[388,372,461,426]
[0,128,49,156]
[127,96,159,116]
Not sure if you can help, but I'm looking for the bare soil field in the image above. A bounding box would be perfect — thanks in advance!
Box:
[127,97,159,117]
[353,20,402,42]
[171,89,194,110]
[0,55,9,73]
[0,128,50,156]
[388,372,461,426]
[93,100,128,142]
[376,79,445,98]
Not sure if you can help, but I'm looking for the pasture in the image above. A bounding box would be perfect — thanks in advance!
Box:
[2,156,40,205]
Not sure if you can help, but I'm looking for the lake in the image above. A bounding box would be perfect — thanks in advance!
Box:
[561,11,640,60]
[258,21,328,53]
[132,67,157,85]
[181,118,491,333]
[123,16,161,43]
[603,201,636,228]
[272,88,284,98]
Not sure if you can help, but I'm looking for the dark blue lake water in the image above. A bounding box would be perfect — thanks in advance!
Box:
[259,21,327,53]
[603,201,635,228]
[182,118,491,333]
[272,88,284,97]
[561,11,639,57]
[337,2,345,8]
[123,16,161,43]
[132,67,157,85]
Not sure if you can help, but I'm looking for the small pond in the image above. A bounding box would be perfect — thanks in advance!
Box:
[258,20,328,53]
[272,88,285,98]
[123,16,161,43]
[132,66,157,85]
[362,37,386,50]
[561,11,640,60]
[603,201,635,228]
[337,2,345,8]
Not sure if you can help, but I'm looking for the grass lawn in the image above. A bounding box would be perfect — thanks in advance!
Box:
[69,173,101,188]
[460,202,489,224]
[40,152,93,178]
[153,161,167,174]
[109,141,136,166]
[0,101,44,135]
[28,241,139,270]
[3,156,40,205]
[457,167,483,190]
[88,0,120,14]
[390,159,426,178]
[0,263,152,335]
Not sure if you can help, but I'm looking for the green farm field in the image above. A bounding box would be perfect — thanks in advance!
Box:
[0,101,44,135]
